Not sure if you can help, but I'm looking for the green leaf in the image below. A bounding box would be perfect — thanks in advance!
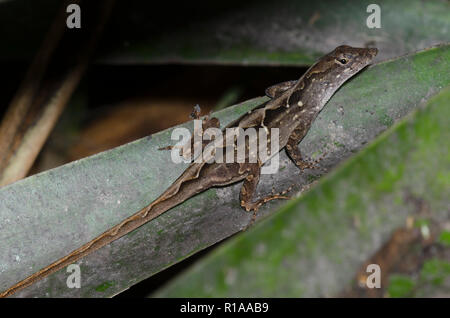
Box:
[420,259,450,286]
[438,231,450,247]
[388,275,416,298]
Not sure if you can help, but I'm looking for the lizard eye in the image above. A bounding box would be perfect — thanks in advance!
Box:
[337,58,348,65]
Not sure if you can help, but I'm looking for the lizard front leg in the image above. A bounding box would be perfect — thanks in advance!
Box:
[240,163,292,212]
[265,80,297,99]
[285,129,325,170]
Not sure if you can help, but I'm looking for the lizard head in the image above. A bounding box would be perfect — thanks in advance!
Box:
[332,45,377,69]
[305,45,377,83]
[294,45,378,105]
[320,45,378,83]
[287,45,378,114]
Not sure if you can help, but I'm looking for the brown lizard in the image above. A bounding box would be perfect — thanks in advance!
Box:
[1,45,377,297]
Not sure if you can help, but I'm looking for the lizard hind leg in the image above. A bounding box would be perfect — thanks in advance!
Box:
[285,134,327,171]
[240,163,293,224]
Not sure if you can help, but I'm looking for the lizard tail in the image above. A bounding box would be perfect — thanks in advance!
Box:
[1,163,206,297]
[1,202,158,297]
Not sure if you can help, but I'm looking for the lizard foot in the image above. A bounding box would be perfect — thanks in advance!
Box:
[242,185,294,230]
[297,151,328,171]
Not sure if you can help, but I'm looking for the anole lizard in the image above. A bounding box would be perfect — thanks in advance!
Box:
[1,45,377,297]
